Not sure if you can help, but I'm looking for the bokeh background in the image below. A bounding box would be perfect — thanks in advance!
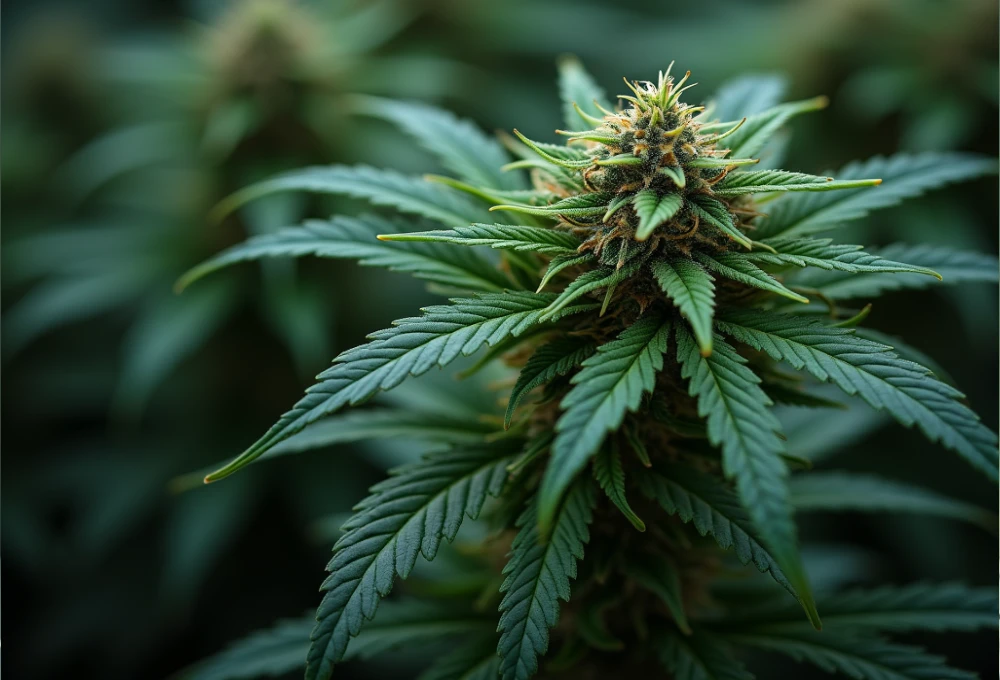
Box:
[2,0,997,678]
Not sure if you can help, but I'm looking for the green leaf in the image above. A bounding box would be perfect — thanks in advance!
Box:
[305,446,516,680]
[497,481,596,680]
[557,56,612,129]
[540,316,669,531]
[790,472,995,531]
[710,74,788,123]
[632,190,684,240]
[725,630,976,680]
[341,600,496,661]
[717,313,999,481]
[675,326,817,627]
[179,215,512,293]
[653,258,716,356]
[350,95,520,190]
[208,292,595,481]
[635,465,807,610]
[656,626,755,680]
[715,170,881,196]
[787,244,998,300]
[183,615,313,680]
[754,153,998,239]
[624,553,690,632]
[270,409,498,455]
[747,238,942,279]
[211,165,490,228]
[725,582,999,633]
[537,252,592,292]
[178,407,499,490]
[593,444,646,531]
[492,192,613,219]
[539,262,639,321]
[417,637,502,680]
[689,195,752,249]
[381,223,581,256]
[694,252,809,303]
[852,328,956,386]
[506,338,596,428]
[723,97,828,159]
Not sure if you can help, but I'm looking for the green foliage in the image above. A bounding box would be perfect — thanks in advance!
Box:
[754,153,997,239]
[787,243,999,300]
[676,326,818,626]
[497,482,595,680]
[213,165,491,228]
[657,627,754,680]
[653,259,716,355]
[541,316,668,530]
[724,630,977,680]
[306,446,515,680]
[351,96,522,191]
[187,62,997,680]
[790,472,996,531]
[178,215,512,293]
[717,313,999,479]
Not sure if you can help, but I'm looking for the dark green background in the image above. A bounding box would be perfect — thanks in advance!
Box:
[2,1,997,678]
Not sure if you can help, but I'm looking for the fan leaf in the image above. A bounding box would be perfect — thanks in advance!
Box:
[179,214,512,293]
[717,312,999,481]
[540,315,669,531]
[653,258,717,356]
[212,165,491,228]
[350,95,521,190]
[208,292,596,481]
[675,326,817,627]
[305,447,516,680]
[497,482,596,680]
[754,153,998,239]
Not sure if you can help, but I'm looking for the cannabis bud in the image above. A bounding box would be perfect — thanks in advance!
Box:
[499,66,827,269]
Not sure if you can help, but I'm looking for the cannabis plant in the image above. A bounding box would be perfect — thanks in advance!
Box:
[183,59,998,679]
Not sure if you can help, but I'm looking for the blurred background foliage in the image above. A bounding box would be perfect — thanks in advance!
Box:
[1,0,996,678]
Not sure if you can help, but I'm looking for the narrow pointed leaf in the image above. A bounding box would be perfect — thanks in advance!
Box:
[790,472,996,530]
[381,223,581,256]
[633,190,684,240]
[506,338,596,428]
[747,238,942,278]
[558,56,612,129]
[723,97,828,159]
[724,630,976,680]
[540,316,669,531]
[636,465,807,607]
[497,482,596,680]
[656,626,754,680]
[350,95,521,190]
[723,582,998,634]
[754,153,998,239]
[593,444,646,531]
[694,252,809,303]
[212,165,490,227]
[715,170,880,196]
[305,447,516,680]
[717,313,999,481]
[653,259,716,355]
[675,326,817,627]
[179,215,511,292]
[208,293,596,481]
[689,195,752,249]
[787,244,998,300]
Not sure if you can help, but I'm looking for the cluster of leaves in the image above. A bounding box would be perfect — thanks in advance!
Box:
[180,58,998,680]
